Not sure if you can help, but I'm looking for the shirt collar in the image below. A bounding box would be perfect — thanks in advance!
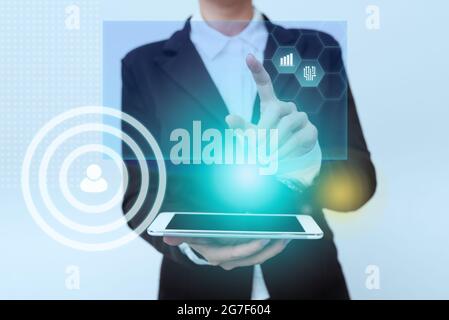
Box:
[190,8,267,60]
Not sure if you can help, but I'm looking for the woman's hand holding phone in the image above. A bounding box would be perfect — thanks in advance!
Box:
[163,237,290,270]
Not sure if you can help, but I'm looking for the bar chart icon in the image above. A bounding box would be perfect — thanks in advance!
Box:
[280,53,294,67]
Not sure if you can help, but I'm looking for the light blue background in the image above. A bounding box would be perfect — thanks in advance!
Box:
[1,0,448,299]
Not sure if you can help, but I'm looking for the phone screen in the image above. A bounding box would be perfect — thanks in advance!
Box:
[166,214,304,232]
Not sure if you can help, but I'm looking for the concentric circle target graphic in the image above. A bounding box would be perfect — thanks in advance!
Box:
[21,106,166,251]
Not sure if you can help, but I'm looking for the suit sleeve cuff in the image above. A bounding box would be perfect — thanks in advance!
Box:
[178,243,210,265]
[276,142,322,190]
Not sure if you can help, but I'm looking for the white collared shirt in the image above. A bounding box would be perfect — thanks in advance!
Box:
[179,8,322,300]
[190,9,268,122]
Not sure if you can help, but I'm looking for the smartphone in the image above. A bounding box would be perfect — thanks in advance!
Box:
[148,212,323,239]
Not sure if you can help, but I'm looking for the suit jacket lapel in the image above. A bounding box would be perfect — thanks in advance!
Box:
[154,20,229,126]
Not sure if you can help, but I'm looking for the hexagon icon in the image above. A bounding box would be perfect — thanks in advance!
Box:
[295,87,325,114]
[273,74,300,101]
[318,73,347,99]
[318,47,343,73]
[295,60,324,87]
[296,33,324,59]
[272,46,301,74]
[271,26,301,46]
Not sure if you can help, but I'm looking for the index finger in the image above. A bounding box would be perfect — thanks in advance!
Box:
[246,54,276,104]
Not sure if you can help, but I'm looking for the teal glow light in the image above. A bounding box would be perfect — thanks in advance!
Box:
[211,164,281,212]
[234,165,260,188]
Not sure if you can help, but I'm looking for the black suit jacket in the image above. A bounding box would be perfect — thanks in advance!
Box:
[121,17,376,300]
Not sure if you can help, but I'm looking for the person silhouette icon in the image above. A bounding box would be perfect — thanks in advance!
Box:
[80,164,108,193]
